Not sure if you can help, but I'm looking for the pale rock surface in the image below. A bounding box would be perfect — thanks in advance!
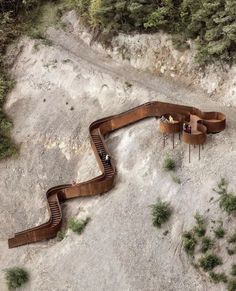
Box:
[0,11,236,291]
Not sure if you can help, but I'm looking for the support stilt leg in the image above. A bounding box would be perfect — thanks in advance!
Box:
[173,133,175,149]
[163,134,165,148]
[189,144,191,163]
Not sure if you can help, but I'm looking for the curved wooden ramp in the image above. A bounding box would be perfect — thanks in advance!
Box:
[8,101,226,248]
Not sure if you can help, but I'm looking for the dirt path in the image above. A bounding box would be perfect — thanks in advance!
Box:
[46,27,236,125]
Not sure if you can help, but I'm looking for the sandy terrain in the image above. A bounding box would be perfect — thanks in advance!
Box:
[0,12,236,291]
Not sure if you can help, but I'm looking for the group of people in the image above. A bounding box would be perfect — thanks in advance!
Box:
[183,123,192,134]
[160,115,192,134]
[160,115,174,124]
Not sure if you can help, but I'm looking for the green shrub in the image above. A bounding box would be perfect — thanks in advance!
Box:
[151,199,172,228]
[227,279,236,291]
[199,254,222,271]
[228,232,236,243]
[209,271,228,284]
[56,230,66,241]
[231,264,236,276]
[163,156,175,171]
[193,212,206,237]
[226,247,236,256]
[0,136,17,159]
[0,111,13,135]
[0,77,15,107]
[28,29,45,40]
[3,267,29,290]
[182,231,197,255]
[214,178,236,215]
[0,75,16,160]
[65,0,91,20]
[201,236,214,253]
[213,177,228,195]
[171,174,181,184]
[68,217,91,234]
[219,192,236,215]
[214,225,226,238]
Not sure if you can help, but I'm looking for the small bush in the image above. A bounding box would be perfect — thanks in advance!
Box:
[68,217,91,235]
[182,231,197,255]
[151,199,172,228]
[28,29,45,40]
[56,230,66,241]
[194,212,205,225]
[0,135,17,159]
[226,247,235,256]
[163,156,175,171]
[231,264,236,276]
[219,192,236,215]
[228,232,236,243]
[201,236,214,253]
[199,254,222,271]
[214,178,236,215]
[171,174,181,184]
[3,267,29,290]
[227,279,236,291]
[209,271,228,284]
[0,77,15,107]
[193,212,206,237]
[214,226,225,239]
[213,177,228,195]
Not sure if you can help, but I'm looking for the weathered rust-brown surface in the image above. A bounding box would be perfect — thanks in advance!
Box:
[8,101,226,248]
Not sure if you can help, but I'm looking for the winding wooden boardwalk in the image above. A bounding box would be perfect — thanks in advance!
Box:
[8,101,226,248]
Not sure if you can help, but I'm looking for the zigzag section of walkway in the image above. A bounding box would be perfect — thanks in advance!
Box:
[8,101,226,248]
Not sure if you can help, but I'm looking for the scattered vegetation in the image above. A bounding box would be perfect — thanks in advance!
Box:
[193,212,206,237]
[150,199,172,228]
[228,232,236,244]
[201,236,214,253]
[3,267,29,290]
[226,247,236,256]
[199,254,222,271]
[214,224,226,238]
[227,279,236,291]
[0,75,17,159]
[171,174,181,184]
[182,231,197,255]
[56,230,66,241]
[213,178,228,195]
[219,192,236,215]
[124,81,133,88]
[214,178,236,215]
[163,156,175,171]
[68,217,91,235]
[182,179,236,289]
[209,271,228,284]
[231,264,236,276]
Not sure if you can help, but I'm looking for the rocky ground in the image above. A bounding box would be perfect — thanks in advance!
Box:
[0,10,236,291]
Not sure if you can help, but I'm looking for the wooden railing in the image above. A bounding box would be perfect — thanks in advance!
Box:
[8,101,226,248]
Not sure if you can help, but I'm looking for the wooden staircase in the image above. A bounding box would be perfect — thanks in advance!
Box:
[8,101,226,248]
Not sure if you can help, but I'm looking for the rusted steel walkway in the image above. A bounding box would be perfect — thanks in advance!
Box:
[8,101,226,248]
